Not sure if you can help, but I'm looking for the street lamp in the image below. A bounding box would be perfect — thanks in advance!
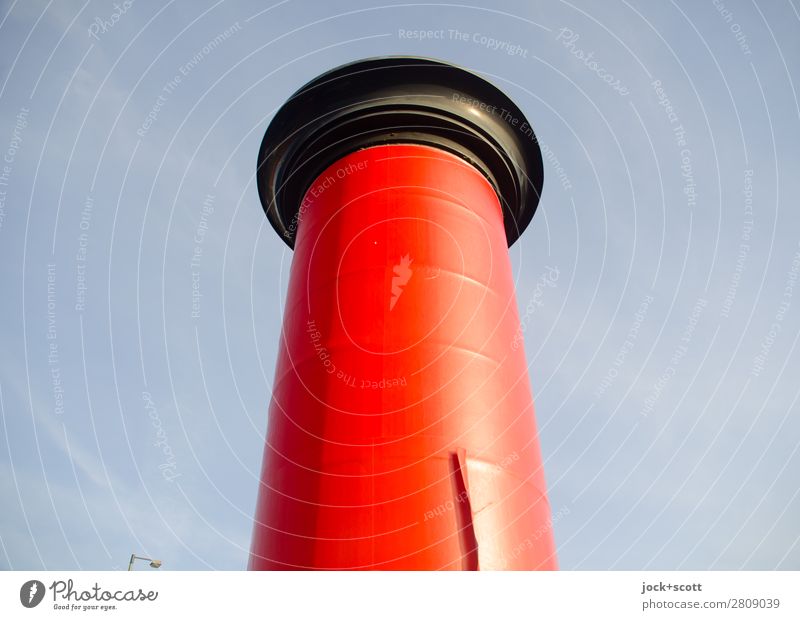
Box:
[127,554,162,571]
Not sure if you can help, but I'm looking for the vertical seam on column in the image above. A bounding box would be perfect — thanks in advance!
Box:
[450,450,479,570]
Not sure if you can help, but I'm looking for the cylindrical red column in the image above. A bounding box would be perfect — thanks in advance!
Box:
[249,143,556,570]
[251,57,554,570]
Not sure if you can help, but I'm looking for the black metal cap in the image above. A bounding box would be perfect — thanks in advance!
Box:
[256,56,544,248]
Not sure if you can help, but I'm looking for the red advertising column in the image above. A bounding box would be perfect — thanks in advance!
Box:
[250,58,555,570]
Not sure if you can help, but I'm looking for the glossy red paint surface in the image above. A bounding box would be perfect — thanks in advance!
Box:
[249,144,557,570]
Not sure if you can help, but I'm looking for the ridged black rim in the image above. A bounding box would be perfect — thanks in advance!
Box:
[256,56,544,248]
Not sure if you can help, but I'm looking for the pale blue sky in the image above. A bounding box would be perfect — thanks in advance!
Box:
[1,0,798,570]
